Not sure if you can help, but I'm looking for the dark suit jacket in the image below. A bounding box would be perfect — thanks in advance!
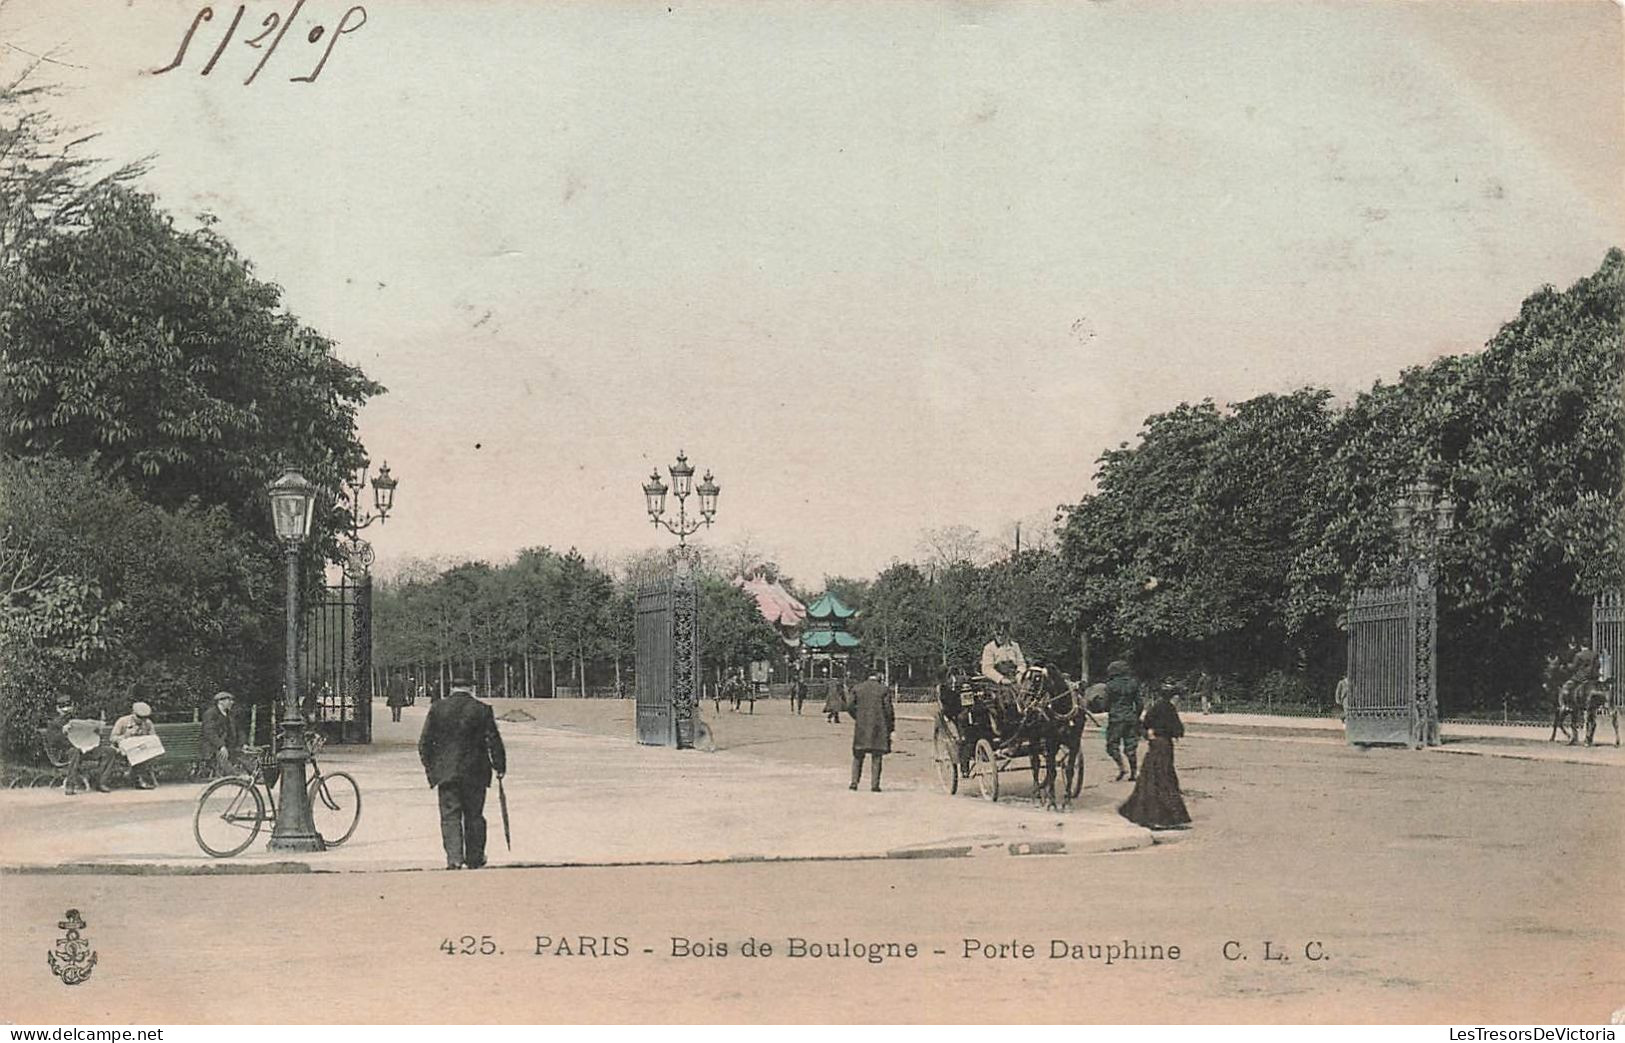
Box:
[418,692,506,788]
[200,705,241,757]
[848,679,894,754]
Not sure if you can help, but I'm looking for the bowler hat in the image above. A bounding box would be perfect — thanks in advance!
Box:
[449,668,475,689]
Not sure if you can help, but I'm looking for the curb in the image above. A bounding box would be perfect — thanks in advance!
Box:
[1,826,1154,877]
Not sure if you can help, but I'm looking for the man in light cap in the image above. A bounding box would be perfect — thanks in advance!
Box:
[200,690,244,777]
[418,668,506,869]
[107,701,160,789]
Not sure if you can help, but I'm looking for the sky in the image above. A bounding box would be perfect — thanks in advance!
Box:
[6,0,1622,585]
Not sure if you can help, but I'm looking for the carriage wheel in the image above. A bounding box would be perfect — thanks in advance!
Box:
[932,719,959,795]
[972,739,999,803]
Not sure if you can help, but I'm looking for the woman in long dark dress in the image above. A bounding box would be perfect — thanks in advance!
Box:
[1118,687,1191,829]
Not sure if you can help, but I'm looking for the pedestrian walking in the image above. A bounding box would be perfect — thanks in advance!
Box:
[1103,660,1143,781]
[823,676,847,723]
[1560,644,1601,746]
[1118,684,1191,830]
[792,677,807,715]
[1334,675,1350,721]
[386,684,408,723]
[847,671,894,792]
[418,669,507,870]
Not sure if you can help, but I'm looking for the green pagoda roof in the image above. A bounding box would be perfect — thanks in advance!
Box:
[805,593,856,620]
[802,629,861,649]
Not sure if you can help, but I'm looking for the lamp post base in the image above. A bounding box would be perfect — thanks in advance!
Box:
[268,832,327,853]
[268,716,327,854]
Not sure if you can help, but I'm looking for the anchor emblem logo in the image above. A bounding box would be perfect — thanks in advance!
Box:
[47,909,97,986]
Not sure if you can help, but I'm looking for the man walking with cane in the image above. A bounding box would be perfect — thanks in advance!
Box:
[418,669,507,870]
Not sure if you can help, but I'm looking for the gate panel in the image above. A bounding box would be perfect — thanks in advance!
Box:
[1595,590,1623,711]
[300,575,373,744]
[636,578,675,746]
[634,568,702,748]
[1346,584,1419,746]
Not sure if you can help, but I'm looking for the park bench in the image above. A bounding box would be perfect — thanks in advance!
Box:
[16,721,209,789]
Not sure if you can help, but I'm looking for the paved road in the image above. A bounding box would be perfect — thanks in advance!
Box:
[4,699,1619,1023]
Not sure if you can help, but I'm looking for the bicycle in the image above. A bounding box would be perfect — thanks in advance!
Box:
[192,733,361,857]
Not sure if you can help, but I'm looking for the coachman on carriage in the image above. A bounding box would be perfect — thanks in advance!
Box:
[931,653,1087,809]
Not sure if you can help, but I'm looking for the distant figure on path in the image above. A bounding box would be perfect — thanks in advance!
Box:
[823,677,846,723]
[1198,670,1218,715]
[386,684,408,723]
[418,669,507,870]
[1118,685,1191,830]
[1561,644,1601,747]
[1103,660,1143,782]
[847,672,894,792]
[1334,675,1350,721]
[791,677,807,715]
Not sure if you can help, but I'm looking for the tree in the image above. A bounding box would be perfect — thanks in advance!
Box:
[917,525,990,569]
[1,456,278,752]
[1,188,384,561]
[0,48,146,265]
[697,574,780,683]
[862,562,932,681]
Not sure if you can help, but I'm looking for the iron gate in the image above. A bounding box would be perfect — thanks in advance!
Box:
[1346,583,1428,746]
[1594,590,1622,712]
[635,569,701,748]
[300,574,373,744]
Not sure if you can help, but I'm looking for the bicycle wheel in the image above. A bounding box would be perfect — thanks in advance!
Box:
[309,771,361,846]
[194,778,264,857]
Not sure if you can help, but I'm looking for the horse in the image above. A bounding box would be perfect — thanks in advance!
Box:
[1011,665,1084,810]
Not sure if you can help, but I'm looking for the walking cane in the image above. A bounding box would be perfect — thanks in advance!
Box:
[497,775,512,851]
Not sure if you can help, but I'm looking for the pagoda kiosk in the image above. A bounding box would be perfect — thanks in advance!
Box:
[801,592,859,679]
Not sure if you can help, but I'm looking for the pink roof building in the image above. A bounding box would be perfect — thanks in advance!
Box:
[733,573,807,647]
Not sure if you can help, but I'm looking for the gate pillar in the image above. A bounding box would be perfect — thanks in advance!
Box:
[350,573,373,744]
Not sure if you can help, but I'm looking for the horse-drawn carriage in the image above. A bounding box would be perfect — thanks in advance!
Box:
[931,665,1087,807]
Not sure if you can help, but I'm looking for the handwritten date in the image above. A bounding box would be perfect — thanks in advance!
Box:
[154,2,368,85]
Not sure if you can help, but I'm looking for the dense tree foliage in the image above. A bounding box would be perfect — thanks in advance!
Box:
[372,551,778,697]
[1060,251,1623,711]
[1,458,278,749]
[0,87,382,752]
[2,188,383,554]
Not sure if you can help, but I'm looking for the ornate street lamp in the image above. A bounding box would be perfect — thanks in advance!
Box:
[642,450,720,558]
[1391,474,1456,749]
[339,461,400,577]
[266,468,325,853]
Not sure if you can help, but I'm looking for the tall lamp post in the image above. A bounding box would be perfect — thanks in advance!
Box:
[1392,475,1455,748]
[267,469,324,852]
[642,450,720,561]
[638,451,719,749]
[335,462,399,743]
